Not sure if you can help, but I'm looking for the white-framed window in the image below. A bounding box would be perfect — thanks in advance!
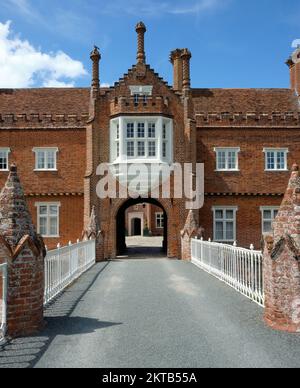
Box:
[260,207,279,233]
[33,148,58,171]
[213,207,238,242]
[36,203,60,237]
[110,116,173,163]
[156,212,164,229]
[0,148,10,171]
[263,148,288,171]
[215,148,240,171]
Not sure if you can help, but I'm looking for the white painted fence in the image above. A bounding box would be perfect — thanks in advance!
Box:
[191,238,264,307]
[0,263,7,342]
[44,239,96,306]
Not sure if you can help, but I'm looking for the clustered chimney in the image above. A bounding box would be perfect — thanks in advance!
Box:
[170,48,192,93]
[287,47,300,96]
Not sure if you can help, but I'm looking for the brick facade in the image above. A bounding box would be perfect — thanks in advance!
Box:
[0,23,299,259]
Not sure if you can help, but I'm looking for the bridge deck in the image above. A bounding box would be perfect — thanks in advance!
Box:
[1,259,300,368]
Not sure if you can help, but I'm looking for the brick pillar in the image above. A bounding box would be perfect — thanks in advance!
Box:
[90,46,101,98]
[181,48,192,92]
[0,165,45,338]
[82,206,105,262]
[263,164,300,332]
[170,49,184,92]
[181,210,199,261]
[136,22,146,64]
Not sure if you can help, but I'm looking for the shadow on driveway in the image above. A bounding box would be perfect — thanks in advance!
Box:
[0,263,121,369]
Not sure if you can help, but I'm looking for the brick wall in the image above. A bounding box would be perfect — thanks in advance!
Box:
[27,195,84,250]
[199,196,282,249]
[0,128,86,194]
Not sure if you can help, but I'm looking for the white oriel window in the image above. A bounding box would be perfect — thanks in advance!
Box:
[110,117,173,163]
[0,148,10,171]
[33,148,58,171]
[156,213,164,229]
[213,207,238,242]
[260,207,279,233]
[215,148,240,171]
[36,203,60,237]
[264,148,288,171]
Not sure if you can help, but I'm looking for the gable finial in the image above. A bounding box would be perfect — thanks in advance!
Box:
[136,22,147,64]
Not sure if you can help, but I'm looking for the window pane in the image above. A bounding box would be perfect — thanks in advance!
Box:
[39,217,47,235]
[267,152,275,170]
[226,222,234,240]
[137,123,145,138]
[274,210,278,218]
[39,206,47,215]
[116,142,120,157]
[227,151,236,170]
[263,221,272,233]
[47,151,55,169]
[226,210,234,219]
[127,141,134,157]
[163,142,167,158]
[163,125,167,139]
[215,210,223,219]
[137,141,145,157]
[148,141,156,157]
[49,217,58,236]
[277,152,285,170]
[263,210,272,219]
[0,151,7,170]
[148,123,156,138]
[37,151,45,169]
[127,123,134,138]
[50,205,58,216]
[217,151,226,170]
[215,222,223,240]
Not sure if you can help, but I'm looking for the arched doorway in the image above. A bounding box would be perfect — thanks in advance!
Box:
[116,198,168,257]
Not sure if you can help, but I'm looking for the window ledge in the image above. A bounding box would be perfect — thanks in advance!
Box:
[0,169,9,172]
[264,169,289,172]
[34,169,58,172]
[41,235,60,239]
[215,169,240,173]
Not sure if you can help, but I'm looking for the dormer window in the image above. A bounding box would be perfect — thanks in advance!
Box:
[110,116,173,164]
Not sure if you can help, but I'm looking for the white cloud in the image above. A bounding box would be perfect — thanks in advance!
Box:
[100,83,111,88]
[101,0,224,17]
[292,39,300,49]
[0,21,87,88]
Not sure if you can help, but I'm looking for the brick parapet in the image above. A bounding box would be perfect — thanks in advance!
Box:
[0,113,89,128]
[195,112,300,127]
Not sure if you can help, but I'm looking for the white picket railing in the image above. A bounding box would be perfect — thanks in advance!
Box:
[44,239,96,306]
[0,263,8,342]
[191,238,264,307]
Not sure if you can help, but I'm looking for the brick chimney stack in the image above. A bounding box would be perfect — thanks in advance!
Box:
[136,22,147,64]
[170,49,184,92]
[90,46,101,97]
[286,47,300,96]
[181,48,192,92]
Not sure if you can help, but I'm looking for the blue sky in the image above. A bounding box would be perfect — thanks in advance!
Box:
[0,0,299,88]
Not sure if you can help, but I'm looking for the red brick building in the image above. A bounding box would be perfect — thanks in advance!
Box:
[0,22,299,258]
